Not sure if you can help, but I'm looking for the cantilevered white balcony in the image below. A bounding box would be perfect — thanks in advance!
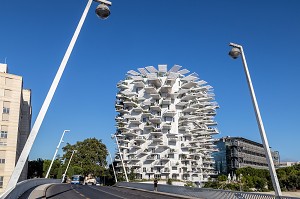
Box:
[182,106,198,113]
[123,100,138,107]
[148,76,162,86]
[181,81,197,89]
[162,98,171,105]
[207,127,219,134]
[181,94,197,101]
[129,119,141,125]
[162,109,176,117]
[132,106,143,112]
[149,116,161,123]
[150,93,160,99]
[131,163,142,168]
[134,136,146,143]
[162,122,172,129]
[160,84,172,93]
[117,81,129,89]
[116,109,130,114]
[150,103,161,111]
[132,80,145,88]
[144,84,158,94]
[117,126,130,132]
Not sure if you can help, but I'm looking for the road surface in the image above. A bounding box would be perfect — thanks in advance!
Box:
[45,184,185,199]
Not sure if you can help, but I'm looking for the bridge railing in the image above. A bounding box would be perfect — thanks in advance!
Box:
[116,182,299,199]
[0,178,60,199]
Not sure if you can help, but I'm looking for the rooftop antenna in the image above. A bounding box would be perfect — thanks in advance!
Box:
[4,57,7,64]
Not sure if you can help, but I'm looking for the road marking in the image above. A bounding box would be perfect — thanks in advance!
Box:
[88,186,128,199]
[72,185,87,197]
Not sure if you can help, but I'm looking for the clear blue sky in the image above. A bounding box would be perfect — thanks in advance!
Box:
[1,0,299,162]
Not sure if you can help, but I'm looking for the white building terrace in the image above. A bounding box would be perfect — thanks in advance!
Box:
[113,64,219,184]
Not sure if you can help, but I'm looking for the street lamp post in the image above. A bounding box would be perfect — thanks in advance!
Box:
[108,151,118,183]
[46,130,70,178]
[228,42,282,197]
[111,134,129,182]
[5,0,112,192]
[62,150,77,183]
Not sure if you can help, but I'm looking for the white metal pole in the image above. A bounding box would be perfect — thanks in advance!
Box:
[114,135,129,182]
[108,151,117,183]
[230,43,282,197]
[62,150,76,183]
[45,130,70,178]
[5,0,93,191]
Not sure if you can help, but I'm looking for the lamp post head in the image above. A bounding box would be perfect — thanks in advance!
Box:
[64,130,70,133]
[111,134,115,139]
[95,3,110,19]
[229,47,241,59]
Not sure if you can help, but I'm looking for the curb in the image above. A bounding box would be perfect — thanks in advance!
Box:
[116,185,200,199]
[26,183,59,199]
[42,183,58,198]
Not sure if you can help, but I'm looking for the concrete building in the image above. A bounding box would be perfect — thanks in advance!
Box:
[113,64,219,185]
[0,63,32,193]
[279,161,300,168]
[213,136,280,175]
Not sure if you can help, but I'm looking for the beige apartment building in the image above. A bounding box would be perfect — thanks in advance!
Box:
[0,63,31,193]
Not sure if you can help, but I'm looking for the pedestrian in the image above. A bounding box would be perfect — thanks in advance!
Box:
[154,178,158,191]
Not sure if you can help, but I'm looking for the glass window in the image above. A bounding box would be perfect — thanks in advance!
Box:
[0,142,7,146]
[1,126,8,139]
[0,159,5,164]
[0,131,7,138]
[0,176,3,188]
[154,174,161,179]
[3,101,10,112]
[2,107,9,114]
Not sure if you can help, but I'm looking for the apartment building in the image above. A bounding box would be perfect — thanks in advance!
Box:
[0,63,32,193]
[279,161,299,168]
[113,64,219,185]
[213,136,280,175]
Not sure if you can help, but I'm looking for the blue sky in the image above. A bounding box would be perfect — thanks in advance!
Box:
[1,0,300,162]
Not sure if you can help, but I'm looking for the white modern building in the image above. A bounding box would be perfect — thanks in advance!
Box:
[113,64,219,185]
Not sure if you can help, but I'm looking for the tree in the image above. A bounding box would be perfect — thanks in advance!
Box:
[43,159,62,178]
[62,138,108,177]
[28,158,44,178]
[217,174,227,182]
[277,164,300,191]
[128,167,136,181]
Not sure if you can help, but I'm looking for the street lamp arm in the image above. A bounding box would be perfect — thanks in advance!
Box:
[108,151,117,183]
[112,134,129,182]
[62,150,76,183]
[94,0,112,6]
[229,42,242,49]
[45,130,70,178]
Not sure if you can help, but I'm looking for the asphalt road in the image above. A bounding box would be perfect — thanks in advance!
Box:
[45,184,182,199]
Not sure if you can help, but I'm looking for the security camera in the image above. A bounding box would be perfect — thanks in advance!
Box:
[229,47,241,59]
[95,3,111,19]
